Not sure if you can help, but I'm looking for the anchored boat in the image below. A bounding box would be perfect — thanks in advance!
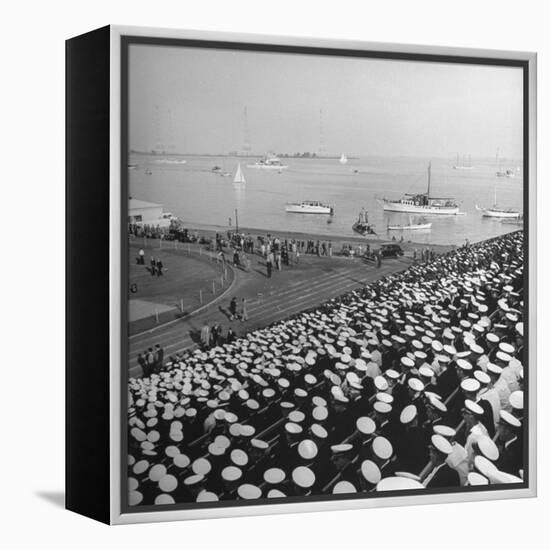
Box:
[379,162,460,215]
[247,154,288,170]
[475,182,520,218]
[387,216,432,231]
[285,201,334,215]
[352,208,376,235]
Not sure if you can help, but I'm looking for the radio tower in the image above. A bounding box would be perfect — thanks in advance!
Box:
[242,106,251,157]
[153,104,165,155]
[318,107,325,158]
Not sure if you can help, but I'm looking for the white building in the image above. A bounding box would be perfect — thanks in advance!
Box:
[128,199,176,227]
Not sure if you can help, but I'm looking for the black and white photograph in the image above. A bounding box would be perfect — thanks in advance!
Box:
[124,37,529,510]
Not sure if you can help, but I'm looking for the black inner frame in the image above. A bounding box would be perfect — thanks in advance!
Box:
[120,34,531,515]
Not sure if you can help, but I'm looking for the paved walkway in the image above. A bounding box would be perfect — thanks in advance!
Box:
[128,255,411,378]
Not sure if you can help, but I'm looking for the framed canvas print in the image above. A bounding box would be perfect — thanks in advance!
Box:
[66,25,537,525]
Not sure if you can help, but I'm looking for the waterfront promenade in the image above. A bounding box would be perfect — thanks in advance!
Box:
[127,233,415,377]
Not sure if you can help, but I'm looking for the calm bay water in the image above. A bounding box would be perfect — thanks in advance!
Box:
[128,153,523,246]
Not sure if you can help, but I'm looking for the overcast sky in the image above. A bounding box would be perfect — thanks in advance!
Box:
[128,44,523,159]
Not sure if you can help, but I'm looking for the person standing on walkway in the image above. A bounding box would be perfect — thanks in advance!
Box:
[154,343,164,371]
[150,256,156,276]
[137,353,147,377]
[241,298,249,322]
[145,347,155,375]
[229,297,237,320]
[138,248,145,265]
[200,322,210,349]
[211,323,221,346]
[266,253,273,278]
[226,327,236,344]
[156,259,163,276]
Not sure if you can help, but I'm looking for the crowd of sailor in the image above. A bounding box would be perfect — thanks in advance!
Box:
[127,230,525,506]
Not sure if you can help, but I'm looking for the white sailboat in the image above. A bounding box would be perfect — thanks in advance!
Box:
[387,216,432,231]
[339,153,348,164]
[475,182,520,218]
[233,163,246,185]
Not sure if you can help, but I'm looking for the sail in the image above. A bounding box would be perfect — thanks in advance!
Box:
[339,153,348,164]
[233,163,246,184]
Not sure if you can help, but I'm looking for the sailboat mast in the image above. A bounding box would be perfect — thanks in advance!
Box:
[427,162,431,197]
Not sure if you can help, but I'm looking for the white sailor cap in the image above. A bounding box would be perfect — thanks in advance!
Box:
[456,359,473,371]
[486,362,503,376]
[487,470,524,485]
[431,434,452,455]
[129,491,143,505]
[467,472,489,486]
[298,439,319,460]
[376,392,394,404]
[418,366,434,378]
[285,422,303,435]
[499,409,522,428]
[312,406,329,421]
[376,477,424,491]
[473,370,491,385]
[221,465,242,482]
[311,423,328,439]
[372,436,393,460]
[401,357,415,369]
[230,449,249,467]
[374,376,389,391]
[373,401,392,415]
[267,489,286,498]
[431,340,444,352]
[443,344,457,356]
[292,466,316,488]
[361,460,382,484]
[427,395,447,413]
[464,399,484,416]
[155,493,175,505]
[237,484,262,500]
[499,342,516,354]
[288,410,306,423]
[264,468,286,484]
[173,453,190,469]
[149,464,167,482]
[460,378,481,393]
[433,425,456,438]
[474,455,497,478]
[385,369,400,380]
[158,474,178,492]
[312,395,328,407]
[356,416,376,435]
[400,404,418,424]
[331,443,354,454]
[332,481,357,494]
[509,391,524,411]
[239,424,256,437]
[495,351,512,363]
[408,378,425,392]
[477,435,500,461]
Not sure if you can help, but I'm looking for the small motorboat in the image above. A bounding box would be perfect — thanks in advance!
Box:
[352,208,376,235]
[285,201,333,214]
[387,221,432,231]
[387,216,432,231]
